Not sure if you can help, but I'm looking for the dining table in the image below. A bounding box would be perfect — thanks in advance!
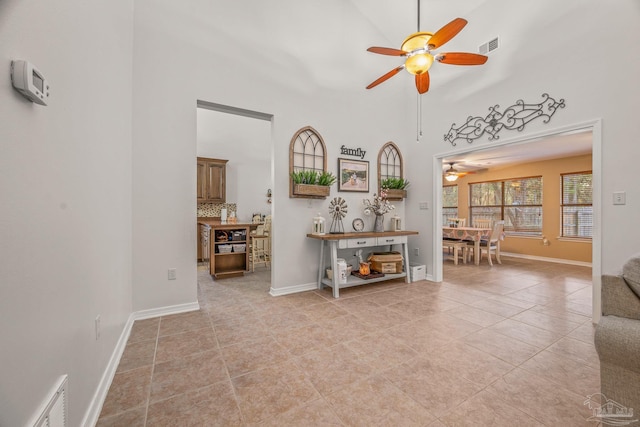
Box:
[442,226,494,265]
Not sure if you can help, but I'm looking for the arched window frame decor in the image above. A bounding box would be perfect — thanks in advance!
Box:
[289,126,330,199]
[377,141,406,200]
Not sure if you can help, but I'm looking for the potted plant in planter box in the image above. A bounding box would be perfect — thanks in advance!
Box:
[380,177,410,200]
[291,170,337,198]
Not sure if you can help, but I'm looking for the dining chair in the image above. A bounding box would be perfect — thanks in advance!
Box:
[442,240,468,265]
[448,218,466,227]
[444,217,467,254]
[473,218,492,229]
[469,220,504,266]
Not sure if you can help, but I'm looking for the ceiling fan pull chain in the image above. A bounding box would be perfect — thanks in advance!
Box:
[417,94,423,142]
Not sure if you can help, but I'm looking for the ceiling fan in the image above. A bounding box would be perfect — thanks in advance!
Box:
[443,162,475,182]
[365,2,488,94]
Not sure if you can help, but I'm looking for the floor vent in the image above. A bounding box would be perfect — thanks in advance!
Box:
[33,375,68,427]
[479,36,500,55]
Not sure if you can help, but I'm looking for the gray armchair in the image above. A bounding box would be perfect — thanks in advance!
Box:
[595,254,640,423]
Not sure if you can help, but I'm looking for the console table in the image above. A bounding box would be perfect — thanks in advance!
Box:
[306,230,418,298]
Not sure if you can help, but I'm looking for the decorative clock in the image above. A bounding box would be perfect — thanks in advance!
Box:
[352,218,364,232]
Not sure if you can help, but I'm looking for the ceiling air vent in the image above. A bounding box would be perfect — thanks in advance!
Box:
[479,37,499,55]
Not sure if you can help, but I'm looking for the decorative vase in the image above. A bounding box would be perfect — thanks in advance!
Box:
[374,214,385,232]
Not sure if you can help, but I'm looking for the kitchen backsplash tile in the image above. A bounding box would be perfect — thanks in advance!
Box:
[197,203,237,218]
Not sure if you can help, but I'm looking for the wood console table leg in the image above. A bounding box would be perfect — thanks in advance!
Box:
[402,242,411,283]
[329,241,339,298]
[317,240,325,290]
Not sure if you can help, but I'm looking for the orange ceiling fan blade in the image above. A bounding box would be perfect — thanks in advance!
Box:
[366,65,405,89]
[427,18,467,49]
[367,46,407,56]
[415,71,430,94]
[437,52,488,65]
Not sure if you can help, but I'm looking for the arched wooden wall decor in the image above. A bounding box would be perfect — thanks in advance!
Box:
[377,141,406,200]
[289,126,329,198]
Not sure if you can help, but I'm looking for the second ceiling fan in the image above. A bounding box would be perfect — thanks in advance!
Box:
[366,2,488,94]
[444,162,475,182]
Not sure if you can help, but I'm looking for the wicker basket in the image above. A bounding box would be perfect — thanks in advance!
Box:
[232,244,246,253]
[218,244,232,253]
[368,252,403,273]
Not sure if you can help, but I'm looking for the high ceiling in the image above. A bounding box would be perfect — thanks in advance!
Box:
[188,1,593,169]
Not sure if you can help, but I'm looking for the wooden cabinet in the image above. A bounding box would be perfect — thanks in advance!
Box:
[207,223,251,279]
[197,157,227,203]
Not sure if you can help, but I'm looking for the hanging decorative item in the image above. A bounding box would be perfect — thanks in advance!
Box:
[444,93,566,146]
[328,197,348,234]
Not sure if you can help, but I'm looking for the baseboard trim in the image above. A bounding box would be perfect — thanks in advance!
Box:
[81,300,199,426]
[270,282,317,296]
[132,301,200,320]
[81,312,134,427]
[500,252,592,267]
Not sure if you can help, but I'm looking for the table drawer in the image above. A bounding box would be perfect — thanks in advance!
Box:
[338,237,377,249]
[376,236,407,245]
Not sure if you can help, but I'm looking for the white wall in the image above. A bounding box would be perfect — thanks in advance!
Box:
[3,1,639,424]
[131,0,411,304]
[0,1,133,426]
[197,109,272,222]
[405,1,640,282]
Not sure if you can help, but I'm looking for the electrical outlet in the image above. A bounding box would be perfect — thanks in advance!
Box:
[168,268,177,280]
[414,247,420,256]
[95,315,101,340]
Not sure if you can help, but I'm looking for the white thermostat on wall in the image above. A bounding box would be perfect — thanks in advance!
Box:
[11,60,50,105]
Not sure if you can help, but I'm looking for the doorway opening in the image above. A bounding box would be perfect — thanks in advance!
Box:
[196,100,274,285]
[432,120,602,321]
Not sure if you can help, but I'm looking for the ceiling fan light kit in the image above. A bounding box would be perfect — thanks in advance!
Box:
[443,162,475,182]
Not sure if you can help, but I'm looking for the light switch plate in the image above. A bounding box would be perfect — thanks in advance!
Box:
[419,202,428,210]
[613,191,626,205]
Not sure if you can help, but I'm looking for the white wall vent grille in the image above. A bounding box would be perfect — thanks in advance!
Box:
[32,375,68,427]
[479,37,500,55]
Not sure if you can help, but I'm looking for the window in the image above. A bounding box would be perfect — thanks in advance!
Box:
[442,185,458,224]
[470,176,543,235]
[561,171,592,238]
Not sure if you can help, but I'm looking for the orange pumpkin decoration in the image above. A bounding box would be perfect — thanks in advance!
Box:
[359,262,371,276]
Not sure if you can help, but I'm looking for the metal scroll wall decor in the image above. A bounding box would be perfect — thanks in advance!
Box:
[444,93,565,146]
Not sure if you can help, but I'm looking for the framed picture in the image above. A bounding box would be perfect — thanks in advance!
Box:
[338,158,369,192]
